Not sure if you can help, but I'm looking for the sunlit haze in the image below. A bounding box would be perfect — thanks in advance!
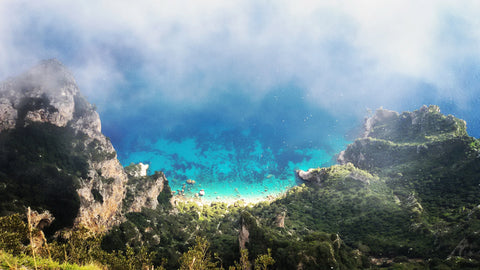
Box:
[1,1,480,199]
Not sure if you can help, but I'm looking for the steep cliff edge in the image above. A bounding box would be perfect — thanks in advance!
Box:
[123,164,169,213]
[0,60,165,233]
[336,106,480,216]
[296,105,480,261]
[337,105,471,170]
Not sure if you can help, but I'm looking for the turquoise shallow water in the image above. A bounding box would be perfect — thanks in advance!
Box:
[101,86,363,200]
[103,87,357,200]
[120,127,349,200]
[103,87,480,201]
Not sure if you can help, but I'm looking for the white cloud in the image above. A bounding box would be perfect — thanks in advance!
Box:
[1,0,480,114]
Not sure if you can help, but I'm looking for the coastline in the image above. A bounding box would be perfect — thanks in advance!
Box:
[171,190,286,207]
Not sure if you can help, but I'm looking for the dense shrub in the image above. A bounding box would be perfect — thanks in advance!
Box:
[0,123,87,232]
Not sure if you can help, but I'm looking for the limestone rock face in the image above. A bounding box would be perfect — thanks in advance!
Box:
[74,156,128,232]
[296,168,324,184]
[28,209,55,230]
[361,105,466,143]
[296,163,374,186]
[125,162,150,178]
[125,171,166,213]
[239,220,250,250]
[0,98,17,130]
[0,59,162,233]
[338,105,470,170]
[274,211,286,228]
[363,107,398,138]
[0,59,78,130]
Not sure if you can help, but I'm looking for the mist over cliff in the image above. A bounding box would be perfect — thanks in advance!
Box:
[0,1,479,200]
[0,60,167,234]
[1,60,480,269]
[1,1,480,269]
[1,2,480,185]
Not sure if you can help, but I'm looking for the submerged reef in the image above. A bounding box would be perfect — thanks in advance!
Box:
[1,60,480,269]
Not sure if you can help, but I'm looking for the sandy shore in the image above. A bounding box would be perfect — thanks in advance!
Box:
[171,192,284,207]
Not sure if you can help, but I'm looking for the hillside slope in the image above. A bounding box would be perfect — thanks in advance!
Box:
[294,105,480,263]
[103,105,480,269]
[1,61,480,269]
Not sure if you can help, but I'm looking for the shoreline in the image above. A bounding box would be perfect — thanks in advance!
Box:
[171,191,285,207]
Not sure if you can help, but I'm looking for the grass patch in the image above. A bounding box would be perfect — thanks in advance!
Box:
[0,249,103,270]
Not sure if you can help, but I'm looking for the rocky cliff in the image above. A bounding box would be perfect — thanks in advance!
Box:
[295,105,480,262]
[337,105,470,170]
[123,164,167,213]
[0,59,166,233]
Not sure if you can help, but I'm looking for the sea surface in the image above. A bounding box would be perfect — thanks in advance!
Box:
[119,129,349,200]
[99,83,480,201]
[101,87,355,200]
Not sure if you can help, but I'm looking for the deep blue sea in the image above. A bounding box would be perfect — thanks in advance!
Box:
[98,83,480,201]
[99,87,357,200]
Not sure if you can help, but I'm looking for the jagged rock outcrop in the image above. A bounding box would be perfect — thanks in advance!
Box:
[125,162,150,178]
[331,106,480,260]
[274,211,286,228]
[124,170,166,213]
[0,59,166,233]
[239,214,251,250]
[0,59,127,232]
[338,105,471,170]
[0,60,77,129]
[296,163,375,186]
[296,168,324,184]
[27,209,55,230]
[363,107,398,139]
[361,105,466,142]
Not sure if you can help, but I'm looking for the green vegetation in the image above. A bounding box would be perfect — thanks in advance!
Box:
[0,214,29,255]
[99,189,367,269]
[178,236,220,270]
[0,214,157,269]
[87,139,116,162]
[0,122,88,232]
[0,250,102,270]
[367,105,467,143]
[0,213,276,270]
[1,105,480,269]
[254,249,274,270]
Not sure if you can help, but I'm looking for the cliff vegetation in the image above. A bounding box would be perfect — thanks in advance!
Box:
[1,61,480,269]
